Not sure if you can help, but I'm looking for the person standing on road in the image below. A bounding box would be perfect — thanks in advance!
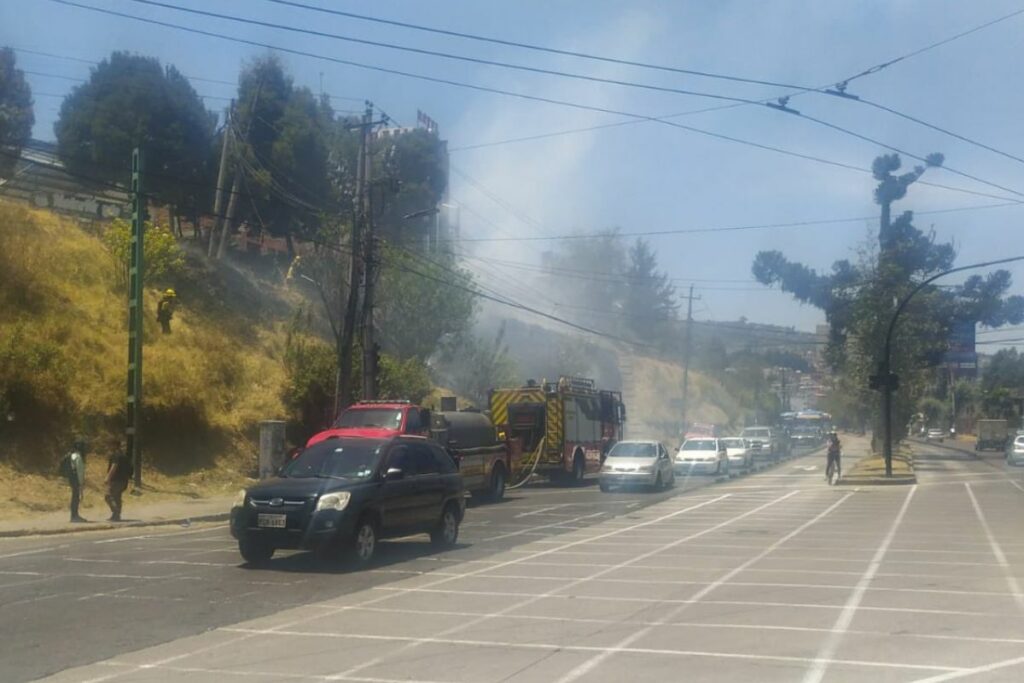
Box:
[826,432,842,482]
[104,446,133,522]
[60,439,88,522]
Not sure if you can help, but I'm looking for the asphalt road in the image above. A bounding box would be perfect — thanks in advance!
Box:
[5,441,1024,683]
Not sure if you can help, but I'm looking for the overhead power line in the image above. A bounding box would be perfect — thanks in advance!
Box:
[403,200,1023,244]
[265,0,1024,166]
[51,0,1024,203]
[262,0,1024,93]
[117,0,1024,197]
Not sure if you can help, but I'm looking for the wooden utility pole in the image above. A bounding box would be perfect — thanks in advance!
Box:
[208,104,232,257]
[336,102,373,413]
[360,110,378,401]
[679,284,700,433]
[217,81,263,260]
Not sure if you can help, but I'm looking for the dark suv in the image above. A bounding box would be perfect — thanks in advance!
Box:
[230,435,466,565]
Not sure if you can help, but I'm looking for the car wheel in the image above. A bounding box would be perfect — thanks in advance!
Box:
[488,466,506,502]
[238,538,274,565]
[431,503,461,548]
[599,481,610,493]
[351,517,377,565]
[666,471,675,488]
[652,473,663,491]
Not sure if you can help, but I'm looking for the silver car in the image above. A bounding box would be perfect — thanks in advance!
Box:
[1007,436,1024,466]
[675,437,730,476]
[599,441,676,492]
[721,437,753,471]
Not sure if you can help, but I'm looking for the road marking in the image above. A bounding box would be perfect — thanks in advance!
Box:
[331,492,770,679]
[222,626,959,674]
[554,493,860,682]
[1009,479,1024,493]
[92,524,227,544]
[482,511,606,541]
[88,493,740,683]
[910,654,1024,682]
[514,503,570,517]
[802,484,917,683]
[97,660,449,683]
[0,545,67,560]
[965,482,1024,612]
[340,604,1024,645]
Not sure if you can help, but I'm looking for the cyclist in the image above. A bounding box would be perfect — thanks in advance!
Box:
[826,431,842,483]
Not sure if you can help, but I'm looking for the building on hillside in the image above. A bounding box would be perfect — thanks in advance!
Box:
[0,139,129,220]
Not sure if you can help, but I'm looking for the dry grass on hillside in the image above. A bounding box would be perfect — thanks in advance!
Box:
[0,201,297,516]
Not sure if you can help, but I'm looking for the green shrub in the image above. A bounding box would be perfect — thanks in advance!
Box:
[103,218,185,288]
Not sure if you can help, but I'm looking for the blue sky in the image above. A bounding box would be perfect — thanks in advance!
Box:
[4,0,1024,345]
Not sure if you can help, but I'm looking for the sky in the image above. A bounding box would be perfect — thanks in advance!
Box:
[3,0,1024,347]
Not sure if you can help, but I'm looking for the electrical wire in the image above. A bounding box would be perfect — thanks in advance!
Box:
[48,0,1024,205]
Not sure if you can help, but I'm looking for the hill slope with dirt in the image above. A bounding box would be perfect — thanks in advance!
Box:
[0,201,297,517]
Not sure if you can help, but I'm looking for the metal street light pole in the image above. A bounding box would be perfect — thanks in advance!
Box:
[880,255,1024,476]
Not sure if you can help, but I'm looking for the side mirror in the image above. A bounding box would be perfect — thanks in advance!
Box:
[385,467,404,481]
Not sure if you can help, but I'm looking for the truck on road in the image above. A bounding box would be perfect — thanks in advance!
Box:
[976,419,1009,452]
[430,409,513,501]
[490,376,625,486]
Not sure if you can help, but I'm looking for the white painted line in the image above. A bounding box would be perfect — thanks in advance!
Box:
[910,654,1024,682]
[482,511,606,541]
[965,482,1024,612]
[222,627,959,674]
[1009,479,1024,494]
[555,492,855,683]
[515,504,570,517]
[802,484,917,683]
[97,660,447,683]
[92,524,227,544]
[331,492,770,679]
[0,545,67,560]
[93,494,739,683]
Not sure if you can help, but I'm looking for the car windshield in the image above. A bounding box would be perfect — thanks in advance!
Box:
[282,441,384,480]
[334,408,403,429]
[722,439,744,448]
[743,429,769,438]
[607,442,656,458]
[683,440,717,451]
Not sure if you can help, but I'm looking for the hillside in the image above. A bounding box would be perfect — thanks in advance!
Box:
[0,201,297,517]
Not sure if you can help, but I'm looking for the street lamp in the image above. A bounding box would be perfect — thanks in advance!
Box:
[879,255,1024,476]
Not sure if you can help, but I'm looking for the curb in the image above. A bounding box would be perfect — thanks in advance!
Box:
[0,511,230,539]
[837,475,916,486]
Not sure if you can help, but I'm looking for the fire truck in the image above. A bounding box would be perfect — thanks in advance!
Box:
[490,376,626,485]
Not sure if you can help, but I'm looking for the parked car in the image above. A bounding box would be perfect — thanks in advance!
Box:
[230,435,466,566]
[721,437,753,471]
[675,437,729,476]
[306,401,431,447]
[740,427,776,461]
[926,428,945,443]
[599,440,675,492]
[1007,435,1024,466]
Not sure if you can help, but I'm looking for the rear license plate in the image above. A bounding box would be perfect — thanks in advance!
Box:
[257,513,286,528]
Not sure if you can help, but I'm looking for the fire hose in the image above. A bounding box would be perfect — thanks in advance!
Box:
[506,436,546,490]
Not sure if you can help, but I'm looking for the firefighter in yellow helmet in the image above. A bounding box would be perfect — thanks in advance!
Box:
[156,288,177,334]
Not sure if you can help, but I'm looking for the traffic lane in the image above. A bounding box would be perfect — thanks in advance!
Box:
[45,486,989,683]
[0,450,818,682]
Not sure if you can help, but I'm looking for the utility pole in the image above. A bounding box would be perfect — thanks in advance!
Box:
[360,115,378,400]
[679,284,701,433]
[337,102,373,412]
[217,80,263,260]
[126,148,145,489]
[208,104,232,258]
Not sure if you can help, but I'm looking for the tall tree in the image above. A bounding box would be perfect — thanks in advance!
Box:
[753,153,1024,436]
[230,55,331,244]
[54,52,215,211]
[0,47,34,177]
[623,237,678,341]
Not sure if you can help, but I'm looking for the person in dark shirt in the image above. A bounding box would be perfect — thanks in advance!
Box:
[104,447,133,522]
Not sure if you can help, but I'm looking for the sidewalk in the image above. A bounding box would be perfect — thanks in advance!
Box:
[0,494,234,538]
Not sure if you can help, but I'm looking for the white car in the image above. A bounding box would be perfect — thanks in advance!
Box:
[675,438,729,476]
[1007,436,1024,466]
[721,437,753,471]
[599,441,675,491]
